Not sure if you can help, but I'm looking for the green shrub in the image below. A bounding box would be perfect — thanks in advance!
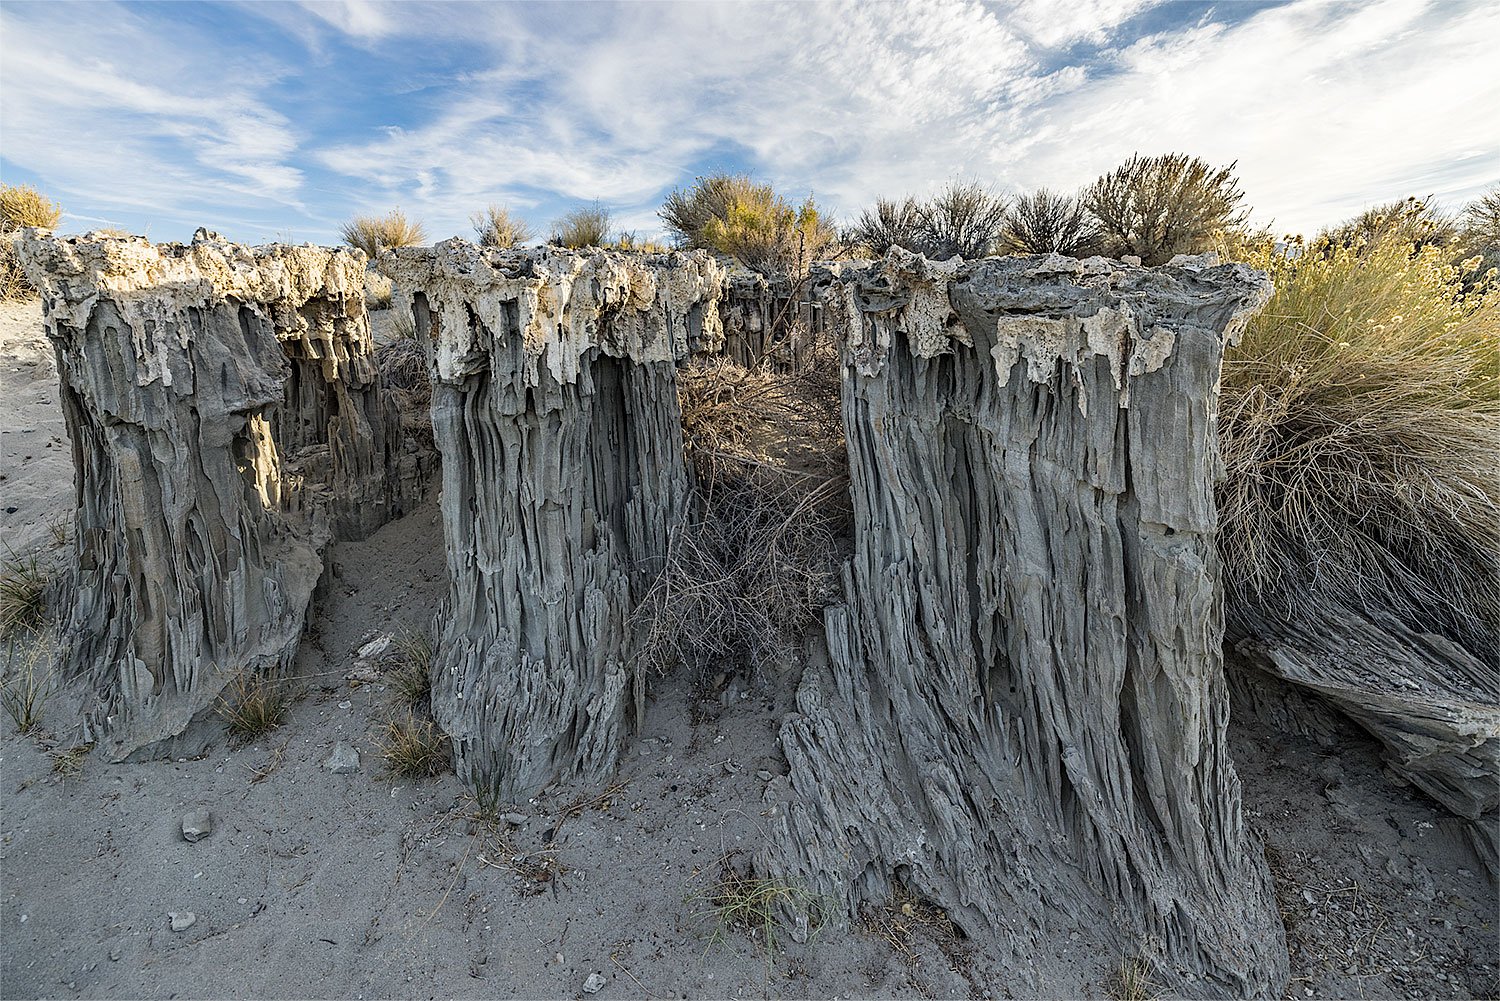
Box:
[550,202,612,249]
[660,173,837,275]
[472,204,535,248]
[340,209,426,260]
[1085,153,1247,264]
[1218,226,1499,655]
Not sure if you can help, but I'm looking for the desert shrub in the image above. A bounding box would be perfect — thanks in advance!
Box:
[636,354,846,676]
[1085,153,1248,265]
[917,180,1008,260]
[1,183,63,301]
[997,188,1102,257]
[379,712,450,777]
[216,670,289,742]
[846,180,1007,260]
[1319,196,1457,257]
[1460,186,1500,279]
[365,271,394,310]
[1218,226,1499,656]
[660,172,838,276]
[550,202,612,249]
[844,197,925,258]
[472,204,535,248]
[340,209,426,260]
[376,308,431,421]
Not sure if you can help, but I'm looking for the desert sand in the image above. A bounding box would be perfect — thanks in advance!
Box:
[0,299,1495,1000]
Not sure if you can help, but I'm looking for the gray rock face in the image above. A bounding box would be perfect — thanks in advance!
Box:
[1230,607,1499,878]
[13,230,413,760]
[756,249,1286,997]
[377,240,726,801]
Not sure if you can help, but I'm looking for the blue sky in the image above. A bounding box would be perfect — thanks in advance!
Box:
[1,0,1496,246]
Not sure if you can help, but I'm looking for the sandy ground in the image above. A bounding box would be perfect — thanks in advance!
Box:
[1,299,1495,1000]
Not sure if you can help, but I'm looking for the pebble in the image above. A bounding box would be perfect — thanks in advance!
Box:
[337,700,352,710]
[325,742,361,774]
[756,770,773,781]
[722,759,739,775]
[502,812,528,826]
[108,945,121,962]
[168,911,196,932]
[583,972,607,994]
[181,808,213,842]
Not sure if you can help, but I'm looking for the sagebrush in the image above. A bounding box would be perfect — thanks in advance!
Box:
[1218,226,1499,656]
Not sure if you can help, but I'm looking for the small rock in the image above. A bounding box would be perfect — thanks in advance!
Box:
[722,759,740,775]
[356,635,393,660]
[181,808,213,842]
[1122,255,1142,267]
[583,972,607,994]
[345,665,381,684]
[756,770,773,781]
[325,742,361,774]
[108,945,121,962]
[502,812,528,826]
[168,911,196,932]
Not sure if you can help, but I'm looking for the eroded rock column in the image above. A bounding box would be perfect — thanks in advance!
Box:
[379,241,725,800]
[759,250,1287,997]
[15,230,405,759]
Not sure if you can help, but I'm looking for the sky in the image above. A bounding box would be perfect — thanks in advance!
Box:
[1,0,1496,246]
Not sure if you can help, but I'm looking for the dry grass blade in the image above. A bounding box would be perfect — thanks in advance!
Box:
[388,625,434,710]
[379,712,450,778]
[1109,957,1161,1001]
[0,552,51,635]
[687,854,826,964]
[216,670,289,742]
[1,631,56,735]
[50,742,93,779]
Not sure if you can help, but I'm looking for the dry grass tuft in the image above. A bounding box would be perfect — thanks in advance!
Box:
[1,632,55,735]
[0,552,53,636]
[216,670,289,742]
[388,625,434,710]
[550,203,612,249]
[379,712,450,777]
[340,209,427,260]
[1219,229,1499,655]
[1,183,62,301]
[365,271,394,310]
[1108,957,1161,1001]
[688,853,827,960]
[472,204,535,248]
[377,308,431,418]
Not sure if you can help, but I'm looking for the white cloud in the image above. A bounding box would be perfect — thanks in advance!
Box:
[0,3,303,228]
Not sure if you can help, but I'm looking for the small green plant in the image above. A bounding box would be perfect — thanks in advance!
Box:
[1108,957,1160,1001]
[472,204,536,248]
[216,670,289,742]
[661,172,838,275]
[688,856,827,965]
[340,209,427,260]
[1084,152,1248,264]
[388,625,433,709]
[1,632,55,734]
[44,513,71,549]
[550,202,613,249]
[379,712,450,777]
[0,553,51,635]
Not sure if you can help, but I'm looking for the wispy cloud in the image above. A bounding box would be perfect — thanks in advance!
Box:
[1,0,1494,243]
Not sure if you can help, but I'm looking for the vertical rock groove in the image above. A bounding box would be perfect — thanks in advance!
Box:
[379,241,725,800]
[758,250,1287,997]
[15,230,406,759]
